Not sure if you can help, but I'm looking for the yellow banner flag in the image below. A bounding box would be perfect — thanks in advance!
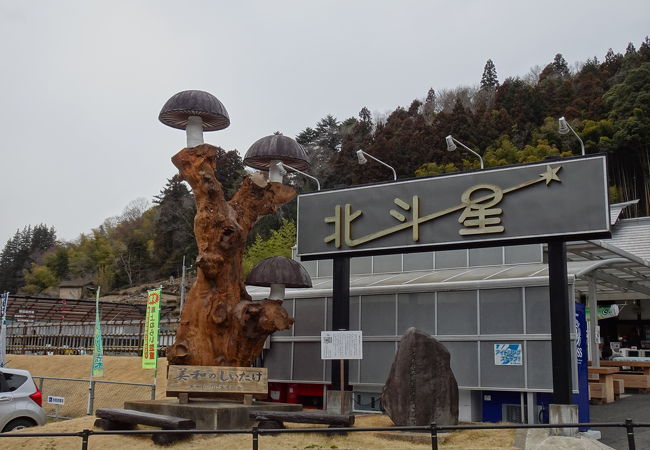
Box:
[142,288,161,369]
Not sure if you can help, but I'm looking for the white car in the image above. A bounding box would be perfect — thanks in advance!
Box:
[0,368,47,432]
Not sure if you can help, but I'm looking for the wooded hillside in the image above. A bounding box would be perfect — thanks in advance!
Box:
[2,38,649,296]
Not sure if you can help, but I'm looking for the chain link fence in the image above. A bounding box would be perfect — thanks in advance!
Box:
[33,376,155,420]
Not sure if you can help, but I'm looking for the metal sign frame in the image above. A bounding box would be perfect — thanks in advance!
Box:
[297,154,610,260]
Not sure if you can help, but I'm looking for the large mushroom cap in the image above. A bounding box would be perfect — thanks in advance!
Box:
[244,134,311,171]
[245,256,312,288]
[159,90,230,131]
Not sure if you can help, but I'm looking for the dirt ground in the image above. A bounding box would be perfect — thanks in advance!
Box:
[2,355,517,449]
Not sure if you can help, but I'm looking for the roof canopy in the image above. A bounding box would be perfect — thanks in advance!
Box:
[4,295,175,323]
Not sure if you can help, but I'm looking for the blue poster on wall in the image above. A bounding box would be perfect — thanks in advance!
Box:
[494,343,523,365]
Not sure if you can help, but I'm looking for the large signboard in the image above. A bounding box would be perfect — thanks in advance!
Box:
[297,155,609,259]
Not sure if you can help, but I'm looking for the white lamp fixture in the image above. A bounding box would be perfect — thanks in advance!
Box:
[558,117,585,156]
[445,135,484,169]
[275,161,321,190]
[356,149,397,180]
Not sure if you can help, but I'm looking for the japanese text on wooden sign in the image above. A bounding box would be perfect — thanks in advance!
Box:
[166,365,268,395]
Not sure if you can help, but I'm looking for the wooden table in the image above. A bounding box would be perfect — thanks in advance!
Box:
[597,360,650,391]
[588,367,619,403]
[599,360,650,375]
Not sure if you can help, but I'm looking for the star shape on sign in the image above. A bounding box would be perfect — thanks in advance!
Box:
[539,165,561,185]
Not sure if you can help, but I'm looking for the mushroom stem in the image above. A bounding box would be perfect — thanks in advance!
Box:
[186,115,204,148]
[268,283,286,300]
[268,160,284,183]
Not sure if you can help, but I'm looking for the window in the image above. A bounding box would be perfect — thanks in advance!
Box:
[1,373,27,392]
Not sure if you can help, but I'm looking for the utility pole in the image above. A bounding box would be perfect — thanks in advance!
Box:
[180,255,187,313]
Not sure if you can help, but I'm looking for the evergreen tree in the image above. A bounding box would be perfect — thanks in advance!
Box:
[214,148,246,200]
[359,107,372,125]
[153,175,197,277]
[552,53,570,77]
[296,114,343,185]
[315,115,342,151]
[426,88,436,104]
[295,127,319,146]
[0,225,57,292]
[480,59,499,89]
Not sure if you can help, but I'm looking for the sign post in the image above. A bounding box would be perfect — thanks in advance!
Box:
[331,256,350,395]
[47,395,65,419]
[321,330,363,414]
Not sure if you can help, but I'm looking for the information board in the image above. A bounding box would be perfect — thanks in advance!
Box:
[321,330,363,360]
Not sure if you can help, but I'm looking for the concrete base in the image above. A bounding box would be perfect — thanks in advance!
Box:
[580,429,602,440]
[325,390,352,414]
[124,399,302,430]
[549,403,579,437]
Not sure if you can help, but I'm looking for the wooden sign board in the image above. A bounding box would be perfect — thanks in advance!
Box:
[166,365,268,396]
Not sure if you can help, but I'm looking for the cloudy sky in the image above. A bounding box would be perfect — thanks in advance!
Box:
[0,1,648,245]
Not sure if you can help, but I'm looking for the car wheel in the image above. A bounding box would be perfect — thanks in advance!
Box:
[3,418,35,432]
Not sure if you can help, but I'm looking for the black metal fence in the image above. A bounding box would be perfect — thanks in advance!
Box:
[1,420,648,450]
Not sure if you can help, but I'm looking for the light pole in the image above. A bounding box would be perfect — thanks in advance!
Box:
[356,149,397,181]
[445,135,484,169]
[275,161,321,190]
[558,117,585,156]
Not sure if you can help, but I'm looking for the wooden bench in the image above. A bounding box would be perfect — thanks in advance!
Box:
[592,361,650,393]
[589,382,606,404]
[614,379,625,399]
[94,408,196,445]
[249,410,355,434]
[588,367,619,403]
[613,373,650,391]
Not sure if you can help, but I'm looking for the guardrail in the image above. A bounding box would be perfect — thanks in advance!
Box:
[1,420,647,450]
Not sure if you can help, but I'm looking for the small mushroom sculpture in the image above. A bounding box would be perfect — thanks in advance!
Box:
[243,134,311,182]
[159,90,230,148]
[245,256,312,300]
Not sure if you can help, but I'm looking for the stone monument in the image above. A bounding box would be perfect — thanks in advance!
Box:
[381,327,459,426]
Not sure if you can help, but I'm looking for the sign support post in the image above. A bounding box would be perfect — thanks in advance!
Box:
[548,240,573,404]
[331,256,350,391]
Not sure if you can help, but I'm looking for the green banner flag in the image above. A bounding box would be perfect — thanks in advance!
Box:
[142,288,161,369]
[586,304,620,321]
[92,287,104,377]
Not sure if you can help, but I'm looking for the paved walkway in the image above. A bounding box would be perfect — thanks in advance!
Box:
[590,393,650,449]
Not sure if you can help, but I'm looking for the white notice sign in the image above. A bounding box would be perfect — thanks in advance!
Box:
[47,395,65,405]
[321,330,363,360]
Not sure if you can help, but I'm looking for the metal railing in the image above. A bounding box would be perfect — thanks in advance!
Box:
[33,376,155,419]
[1,420,647,450]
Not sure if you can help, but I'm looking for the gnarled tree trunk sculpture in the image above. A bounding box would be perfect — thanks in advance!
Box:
[166,144,296,367]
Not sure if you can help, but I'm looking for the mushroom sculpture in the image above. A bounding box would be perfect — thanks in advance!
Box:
[159,90,230,147]
[161,96,299,367]
[246,256,313,300]
[243,134,311,182]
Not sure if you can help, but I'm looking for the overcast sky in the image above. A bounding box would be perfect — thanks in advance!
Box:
[0,1,648,246]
